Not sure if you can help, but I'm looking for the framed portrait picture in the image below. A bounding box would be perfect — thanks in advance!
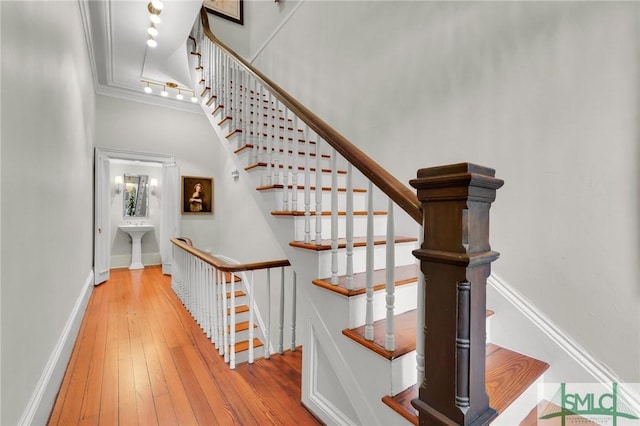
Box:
[182,176,214,215]
[203,0,244,25]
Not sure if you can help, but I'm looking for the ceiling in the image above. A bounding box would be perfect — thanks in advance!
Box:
[80,0,204,113]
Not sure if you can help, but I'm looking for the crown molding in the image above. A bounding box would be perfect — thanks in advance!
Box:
[96,83,203,114]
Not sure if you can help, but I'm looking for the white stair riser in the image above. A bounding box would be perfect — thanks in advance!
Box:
[315,241,417,278]
[274,170,347,188]
[233,346,265,365]
[236,148,333,171]
[290,214,387,241]
[347,281,418,329]
[272,189,366,211]
[391,352,418,396]
[247,167,347,188]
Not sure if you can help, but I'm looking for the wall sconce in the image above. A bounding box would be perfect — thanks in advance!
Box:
[114,175,124,194]
[149,178,159,195]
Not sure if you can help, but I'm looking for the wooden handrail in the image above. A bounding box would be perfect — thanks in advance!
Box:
[171,238,290,273]
[198,8,422,224]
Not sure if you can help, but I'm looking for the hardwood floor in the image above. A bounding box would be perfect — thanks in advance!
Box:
[48,266,320,426]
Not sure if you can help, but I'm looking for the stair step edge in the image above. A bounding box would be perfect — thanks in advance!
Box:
[290,236,418,251]
[382,345,550,423]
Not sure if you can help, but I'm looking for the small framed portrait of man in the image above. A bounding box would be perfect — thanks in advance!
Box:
[181,176,213,214]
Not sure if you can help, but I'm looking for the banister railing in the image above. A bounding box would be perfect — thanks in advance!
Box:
[172,237,290,272]
[198,8,422,225]
[193,4,422,372]
[171,238,294,369]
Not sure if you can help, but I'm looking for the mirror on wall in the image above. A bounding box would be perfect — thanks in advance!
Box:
[123,174,149,218]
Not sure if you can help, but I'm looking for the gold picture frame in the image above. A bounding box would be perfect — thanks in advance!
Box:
[181,176,214,215]
[203,0,243,25]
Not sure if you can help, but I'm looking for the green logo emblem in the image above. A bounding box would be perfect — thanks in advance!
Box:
[539,383,639,425]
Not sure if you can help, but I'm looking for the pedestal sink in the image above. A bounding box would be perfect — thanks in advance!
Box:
[119,224,155,270]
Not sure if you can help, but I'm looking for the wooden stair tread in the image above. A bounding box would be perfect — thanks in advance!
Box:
[227,305,249,315]
[290,235,417,251]
[273,210,387,217]
[246,162,346,174]
[235,338,264,353]
[235,144,328,157]
[313,264,418,297]
[383,344,549,424]
[485,343,550,413]
[257,184,367,193]
[343,310,417,360]
[343,309,494,359]
[225,290,246,299]
[228,320,258,333]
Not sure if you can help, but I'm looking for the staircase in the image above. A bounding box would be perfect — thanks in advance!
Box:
[188,9,550,425]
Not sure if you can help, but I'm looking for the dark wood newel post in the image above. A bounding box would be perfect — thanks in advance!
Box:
[409,163,504,426]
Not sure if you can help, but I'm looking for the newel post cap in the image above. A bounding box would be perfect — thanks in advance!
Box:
[410,162,504,203]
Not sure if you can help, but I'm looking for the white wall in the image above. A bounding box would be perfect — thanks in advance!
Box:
[110,162,163,268]
[95,95,221,252]
[250,2,640,381]
[1,1,96,424]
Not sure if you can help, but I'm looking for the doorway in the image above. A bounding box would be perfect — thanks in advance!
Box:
[94,147,179,285]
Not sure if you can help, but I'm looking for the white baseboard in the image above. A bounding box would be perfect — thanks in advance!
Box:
[18,270,94,426]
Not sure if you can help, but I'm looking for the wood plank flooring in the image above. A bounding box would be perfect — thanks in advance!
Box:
[48,266,320,426]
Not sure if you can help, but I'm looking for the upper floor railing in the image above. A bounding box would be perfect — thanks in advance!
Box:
[171,237,294,369]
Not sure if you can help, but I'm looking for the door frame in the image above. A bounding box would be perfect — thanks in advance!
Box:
[94,147,176,285]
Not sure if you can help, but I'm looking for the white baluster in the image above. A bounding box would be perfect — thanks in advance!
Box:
[385,198,395,352]
[330,148,338,285]
[217,269,224,354]
[265,269,271,359]
[197,259,203,327]
[303,124,311,243]
[171,246,177,294]
[278,267,285,354]
[222,269,229,362]
[282,106,289,210]
[225,55,231,118]
[240,70,247,147]
[273,99,281,188]
[291,116,299,211]
[230,272,236,369]
[198,260,204,327]
[249,271,255,364]
[233,63,239,129]
[416,225,425,385]
[365,181,374,341]
[315,135,322,245]
[346,163,354,290]
[291,271,297,351]
[210,265,217,345]
[251,79,259,165]
[215,47,221,107]
[265,93,273,186]
[222,55,228,118]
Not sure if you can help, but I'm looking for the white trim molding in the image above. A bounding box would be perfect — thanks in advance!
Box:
[249,0,306,64]
[488,272,640,413]
[17,270,94,426]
